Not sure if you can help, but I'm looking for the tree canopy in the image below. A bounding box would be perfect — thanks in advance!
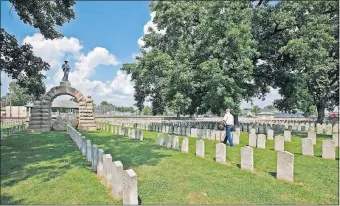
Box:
[122,0,338,123]
[1,0,76,99]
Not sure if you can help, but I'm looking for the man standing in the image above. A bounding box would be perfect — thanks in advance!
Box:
[222,109,234,146]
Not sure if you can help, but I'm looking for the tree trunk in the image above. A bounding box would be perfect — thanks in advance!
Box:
[234,114,239,126]
[316,103,326,124]
[177,112,180,118]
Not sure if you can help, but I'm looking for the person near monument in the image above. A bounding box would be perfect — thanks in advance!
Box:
[221,108,234,146]
[62,60,70,82]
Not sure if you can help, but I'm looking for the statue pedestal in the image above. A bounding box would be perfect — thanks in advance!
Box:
[60,81,71,87]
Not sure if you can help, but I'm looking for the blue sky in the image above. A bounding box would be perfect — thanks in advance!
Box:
[1,1,280,108]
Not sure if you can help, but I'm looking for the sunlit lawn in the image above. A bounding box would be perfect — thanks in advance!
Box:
[79,128,339,204]
[0,131,121,205]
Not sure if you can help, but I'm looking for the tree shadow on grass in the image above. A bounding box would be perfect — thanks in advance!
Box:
[81,130,171,169]
[0,194,23,205]
[1,131,90,188]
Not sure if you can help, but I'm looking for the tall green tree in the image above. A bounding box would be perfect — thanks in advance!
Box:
[251,105,262,115]
[1,82,34,106]
[122,1,258,124]
[253,1,338,123]
[1,0,76,95]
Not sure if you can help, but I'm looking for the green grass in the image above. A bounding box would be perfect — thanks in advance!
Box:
[80,129,339,205]
[0,131,121,205]
[1,128,338,205]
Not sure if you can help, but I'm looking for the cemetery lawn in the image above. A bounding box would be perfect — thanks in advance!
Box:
[81,129,339,205]
[0,131,121,205]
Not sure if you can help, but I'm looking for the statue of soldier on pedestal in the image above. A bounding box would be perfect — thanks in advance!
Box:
[62,60,70,82]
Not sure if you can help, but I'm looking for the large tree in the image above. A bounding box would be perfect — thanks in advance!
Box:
[122,1,258,124]
[1,0,76,98]
[1,82,34,106]
[253,1,339,123]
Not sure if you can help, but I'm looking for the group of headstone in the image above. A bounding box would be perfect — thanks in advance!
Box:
[98,122,144,141]
[67,125,138,205]
[2,123,26,139]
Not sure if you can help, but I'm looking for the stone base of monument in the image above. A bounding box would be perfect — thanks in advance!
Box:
[60,81,71,87]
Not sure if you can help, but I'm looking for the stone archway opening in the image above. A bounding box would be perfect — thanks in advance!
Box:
[29,85,96,132]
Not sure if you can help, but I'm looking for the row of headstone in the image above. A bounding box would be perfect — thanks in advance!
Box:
[4,124,26,137]
[98,122,144,141]
[67,125,139,205]
[248,130,337,160]
[1,120,25,128]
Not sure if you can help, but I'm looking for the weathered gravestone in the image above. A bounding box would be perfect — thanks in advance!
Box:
[181,137,189,153]
[332,133,339,147]
[277,151,294,182]
[284,130,291,142]
[275,136,284,152]
[241,146,253,172]
[322,140,335,160]
[165,134,172,148]
[257,134,266,149]
[158,133,164,146]
[86,140,92,163]
[308,131,316,145]
[97,149,104,177]
[172,136,179,150]
[196,140,205,158]
[267,129,274,140]
[232,131,240,145]
[92,144,98,171]
[123,169,138,205]
[301,138,314,156]
[215,143,226,163]
[112,161,123,199]
[248,133,257,148]
[103,154,112,187]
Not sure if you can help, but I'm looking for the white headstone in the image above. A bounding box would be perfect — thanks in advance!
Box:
[257,134,266,149]
[275,136,284,152]
[112,161,123,199]
[92,145,98,171]
[103,154,112,187]
[86,140,92,163]
[241,146,253,172]
[172,136,179,150]
[332,124,339,133]
[165,134,172,148]
[215,143,226,163]
[97,149,104,177]
[301,138,314,156]
[158,133,164,146]
[250,128,256,135]
[232,131,239,145]
[277,151,294,182]
[284,130,291,142]
[181,137,189,153]
[196,140,205,158]
[267,129,274,140]
[123,169,138,205]
[322,140,335,160]
[248,133,257,147]
[308,131,316,145]
[332,133,339,147]
[325,124,332,135]
[316,123,323,134]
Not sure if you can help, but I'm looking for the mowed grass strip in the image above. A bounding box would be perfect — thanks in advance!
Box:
[0,131,121,205]
[82,129,339,205]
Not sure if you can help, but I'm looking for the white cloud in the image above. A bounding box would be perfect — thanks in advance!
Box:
[137,11,166,48]
[2,33,135,107]
[23,33,83,70]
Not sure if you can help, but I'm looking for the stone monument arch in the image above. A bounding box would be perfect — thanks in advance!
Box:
[29,61,96,132]
[28,84,96,132]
